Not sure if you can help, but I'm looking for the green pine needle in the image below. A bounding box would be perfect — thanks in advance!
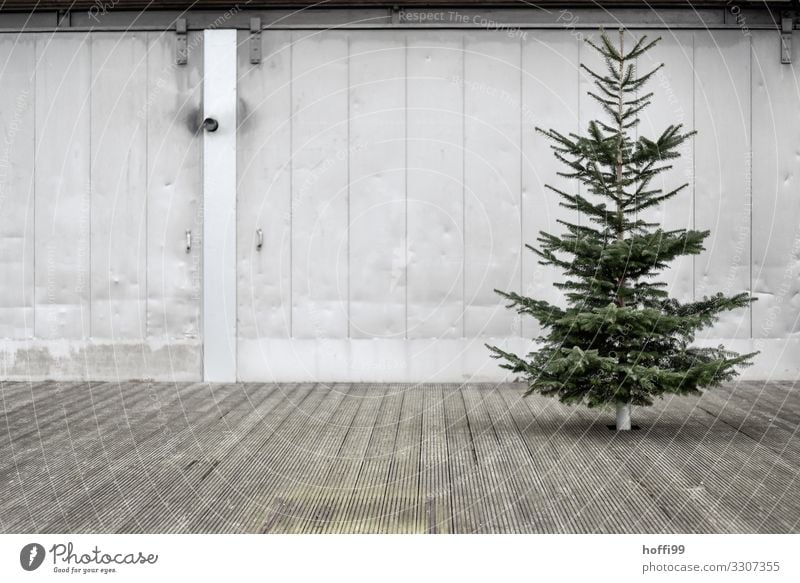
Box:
[487,29,757,415]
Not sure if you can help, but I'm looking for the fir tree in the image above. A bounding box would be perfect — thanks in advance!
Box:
[487,29,756,430]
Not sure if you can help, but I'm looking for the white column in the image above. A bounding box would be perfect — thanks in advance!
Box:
[203,29,237,382]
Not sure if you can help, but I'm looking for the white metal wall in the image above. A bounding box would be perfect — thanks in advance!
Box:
[0,32,204,380]
[236,29,800,382]
[1,28,798,382]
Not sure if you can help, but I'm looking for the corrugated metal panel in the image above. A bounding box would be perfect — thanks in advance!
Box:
[90,32,148,339]
[235,28,786,382]
[694,30,752,339]
[520,30,579,339]
[406,31,464,339]
[752,30,800,339]
[34,33,91,340]
[463,32,522,337]
[349,33,406,338]
[290,31,350,338]
[638,30,695,305]
[236,29,764,346]
[0,31,203,380]
[3,27,799,382]
[145,30,203,339]
[0,34,35,339]
[236,29,293,340]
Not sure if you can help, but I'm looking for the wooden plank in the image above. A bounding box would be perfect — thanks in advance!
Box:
[418,384,453,533]
[0,380,87,421]
[297,385,386,533]
[314,385,387,532]
[82,383,258,532]
[0,34,35,339]
[186,383,345,532]
[459,384,524,533]
[0,381,124,453]
[639,395,800,532]
[0,381,93,532]
[1,381,799,533]
[153,384,324,532]
[0,381,148,531]
[443,384,489,533]
[497,386,676,533]
[640,394,796,532]
[90,33,148,339]
[694,388,800,465]
[567,394,749,533]
[334,384,404,533]
[268,384,362,533]
[481,384,555,532]
[639,393,799,532]
[109,383,291,533]
[706,381,800,430]
[18,382,247,532]
[81,383,255,532]
[377,384,425,532]
[34,33,91,339]
[602,407,752,533]
[0,382,100,532]
[496,386,600,532]
[718,381,800,424]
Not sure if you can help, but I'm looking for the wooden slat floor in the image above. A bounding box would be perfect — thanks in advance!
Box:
[0,381,798,534]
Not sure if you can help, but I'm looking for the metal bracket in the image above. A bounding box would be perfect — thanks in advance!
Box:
[780,14,794,64]
[249,17,262,65]
[176,18,188,65]
[57,10,70,27]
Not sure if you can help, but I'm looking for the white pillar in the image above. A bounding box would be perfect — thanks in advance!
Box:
[203,29,237,382]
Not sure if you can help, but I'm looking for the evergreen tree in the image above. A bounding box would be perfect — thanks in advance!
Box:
[487,29,756,430]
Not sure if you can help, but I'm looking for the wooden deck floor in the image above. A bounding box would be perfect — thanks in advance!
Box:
[1,381,798,534]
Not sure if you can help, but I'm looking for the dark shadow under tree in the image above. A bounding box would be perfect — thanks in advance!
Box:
[487,29,756,431]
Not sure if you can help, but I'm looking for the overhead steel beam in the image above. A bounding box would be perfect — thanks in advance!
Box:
[0,0,786,9]
[0,6,793,32]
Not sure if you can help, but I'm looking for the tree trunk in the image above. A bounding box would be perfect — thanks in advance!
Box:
[615,403,632,431]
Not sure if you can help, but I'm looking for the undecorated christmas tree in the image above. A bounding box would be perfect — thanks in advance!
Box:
[487,29,755,430]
